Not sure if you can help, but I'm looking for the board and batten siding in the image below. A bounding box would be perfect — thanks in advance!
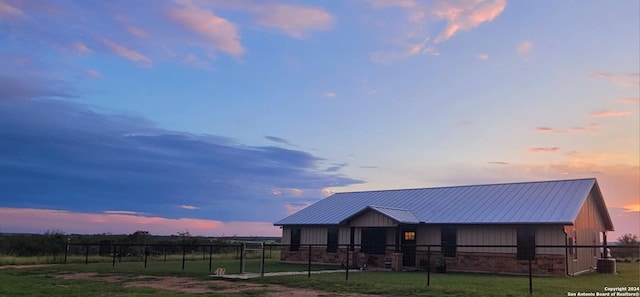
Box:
[567,189,607,275]
[414,225,565,255]
[281,226,352,246]
[350,209,397,227]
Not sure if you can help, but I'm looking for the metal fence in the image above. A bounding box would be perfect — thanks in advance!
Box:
[62,242,638,296]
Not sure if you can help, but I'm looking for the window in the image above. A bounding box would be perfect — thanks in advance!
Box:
[326,228,338,253]
[517,227,536,260]
[361,228,386,255]
[441,227,457,257]
[404,231,416,241]
[290,228,301,251]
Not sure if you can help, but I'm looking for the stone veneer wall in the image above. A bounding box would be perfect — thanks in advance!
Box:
[281,248,567,276]
[415,251,567,276]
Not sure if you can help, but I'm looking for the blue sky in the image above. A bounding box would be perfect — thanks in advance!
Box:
[0,0,638,238]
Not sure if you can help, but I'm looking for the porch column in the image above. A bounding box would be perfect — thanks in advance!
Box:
[350,227,355,251]
[602,231,608,258]
[395,225,400,252]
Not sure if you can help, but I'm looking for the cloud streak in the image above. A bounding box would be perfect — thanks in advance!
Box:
[534,123,598,133]
[591,72,640,87]
[589,110,632,118]
[528,147,560,153]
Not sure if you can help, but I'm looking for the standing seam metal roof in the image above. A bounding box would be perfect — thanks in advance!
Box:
[274,178,613,230]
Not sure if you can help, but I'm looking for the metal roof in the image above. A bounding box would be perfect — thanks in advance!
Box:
[274,178,614,230]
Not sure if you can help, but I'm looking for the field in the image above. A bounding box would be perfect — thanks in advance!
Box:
[0,257,638,297]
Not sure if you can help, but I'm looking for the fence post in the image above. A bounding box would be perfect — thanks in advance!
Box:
[261,242,266,277]
[240,243,245,274]
[528,257,533,296]
[427,245,431,286]
[308,245,312,278]
[182,245,186,270]
[64,238,69,264]
[144,245,148,268]
[163,245,167,262]
[208,245,213,272]
[84,244,89,265]
[345,246,349,281]
[112,244,116,267]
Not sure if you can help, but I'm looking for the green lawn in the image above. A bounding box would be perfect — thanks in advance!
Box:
[250,263,640,297]
[0,261,637,296]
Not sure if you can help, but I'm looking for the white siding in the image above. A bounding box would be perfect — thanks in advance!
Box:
[568,190,607,274]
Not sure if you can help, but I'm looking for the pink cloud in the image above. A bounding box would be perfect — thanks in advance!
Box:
[517,40,533,56]
[589,110,632,117]
[617,97,640,104]
[0,0,24,17]
[591,72,640,87]
[168,4,244,56]
[433,0,507,43]
[477,53,490,60]
[101,38,152,66]
[85,69,102,78]
[127,26,149,39]
[0,208,280,236]
[253,3,333,38]
[528,147,560,153]
[74,41,91,53]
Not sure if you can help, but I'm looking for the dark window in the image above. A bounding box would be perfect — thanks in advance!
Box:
[517,227,536,260]
[290,228,301,251]
[327,228,339,253]
[441,227,457,257]
[361,228,386,255]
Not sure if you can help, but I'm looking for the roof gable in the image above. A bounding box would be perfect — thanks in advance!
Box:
[340,206,420,225]
[274,178,614,230]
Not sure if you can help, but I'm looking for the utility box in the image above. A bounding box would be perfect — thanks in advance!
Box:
[391,252,403,272]
[597,258,616,274]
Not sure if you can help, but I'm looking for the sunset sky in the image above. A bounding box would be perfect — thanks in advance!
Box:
[1,0,638,240]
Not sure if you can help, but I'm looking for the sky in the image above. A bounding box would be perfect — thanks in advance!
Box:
[0,0,638,240]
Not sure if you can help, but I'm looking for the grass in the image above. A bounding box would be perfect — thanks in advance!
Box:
[250,263,640,297]
[0,257,637,296]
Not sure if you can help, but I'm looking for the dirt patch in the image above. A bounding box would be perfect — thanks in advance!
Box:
[54,272,380,296]
[0,264,58,270]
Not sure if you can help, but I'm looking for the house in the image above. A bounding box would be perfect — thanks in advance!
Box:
[274,178,614,276]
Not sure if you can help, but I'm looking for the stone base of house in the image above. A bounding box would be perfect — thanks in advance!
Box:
[416,251,566,276]
[281,247,567,276]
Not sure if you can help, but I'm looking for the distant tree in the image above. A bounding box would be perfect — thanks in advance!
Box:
[617,233,639,245]
[614,233,639,259]
[42,229,66,256]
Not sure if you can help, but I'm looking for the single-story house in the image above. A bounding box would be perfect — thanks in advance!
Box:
[274,178,614,276]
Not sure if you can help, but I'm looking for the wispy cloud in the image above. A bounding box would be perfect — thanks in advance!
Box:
[528,147,560,153]
[591,72,640,87]
[168,3,244,57]
[0,0,24,17]
[517,40,533,56]
[252,3,333,38]
[488,161,509,165]
[432,0,507,43]
[477,53,490,60]
[325,92,336,97]
[180,205,199,210]
[589,110,632,118]
[265,135,292,145]
[367,0,506,63]
[534,123,598,133]
[74,42,92,53]
[617,97,640,104]
[85,69,102,79]
[101,38,152,67]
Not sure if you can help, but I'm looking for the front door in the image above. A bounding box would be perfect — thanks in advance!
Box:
[401,228,416,267]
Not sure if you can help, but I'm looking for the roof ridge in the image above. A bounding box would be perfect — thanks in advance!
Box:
[333,178,596,195]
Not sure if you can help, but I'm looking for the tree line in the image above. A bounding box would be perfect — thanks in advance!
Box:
[0,229,279,257]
